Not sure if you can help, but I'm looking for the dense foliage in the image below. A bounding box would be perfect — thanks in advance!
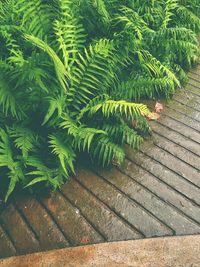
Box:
[0,0,199,201]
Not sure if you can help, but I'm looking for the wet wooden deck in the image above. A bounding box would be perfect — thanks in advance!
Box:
[0,65,200,259]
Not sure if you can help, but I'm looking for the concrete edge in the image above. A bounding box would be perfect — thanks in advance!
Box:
[1,235,200,267]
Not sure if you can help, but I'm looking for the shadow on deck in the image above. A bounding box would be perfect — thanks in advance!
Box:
[0,65,200,259]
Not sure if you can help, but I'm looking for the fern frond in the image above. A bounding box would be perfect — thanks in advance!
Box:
[0,24,23,65]
[54,0,86,70]
[0,129,13,168]
[115,6,152,39]
[152,27,199,66]
[77,94,110,121]
[49,133,75,175]
[88,99,151,121]
[100,120,143,149]
[128,0,163,29]
[171,63,187,83]
[10,51,51,93]
[70,39,114,106]
[5,162,24,201]
[150,27,199,67]
[0,0,18,24]
[153,27,198,43]
[24,34,69,91]
[176,5,200,33]
[137,49,180,87]
[91,0,111,27]
[167,39,199,67]
[26,156,64,189]
[91,136,125,166]
[16,0,53,38]
[60,114,106,152]
[43,95,65,125]
[0,129,24,201]
[113,76,175,100]
[0,73,23,119]
[162,0,178,28]
[9,126,38,158]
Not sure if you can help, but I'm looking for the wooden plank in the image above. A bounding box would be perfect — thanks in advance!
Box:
[160,107,200,131]
[125,148,200,206]
[76,168,172,237]
[139,141,200,187]
[177,89,200,104]
[119,159,200,223]
[15,196,69,250]
[147,98,200,131]
[158,115,200,144]
[188,74,200,80]
[0,205,40,255]
[165,100,200,122]
[185,83,200,96]
[61,179,142,241]
[152,133,200,170]
[0,225,16,258]
[187,77,200,88]
[191,66,200,75]
[190,70,200,77]
[40,192,104,246]
[151,122,200,156]
[93,167,200,235]
[173,93,200,112]
[179,87,200,99]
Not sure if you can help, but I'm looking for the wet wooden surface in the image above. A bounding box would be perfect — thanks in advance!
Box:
[0,65,200,259]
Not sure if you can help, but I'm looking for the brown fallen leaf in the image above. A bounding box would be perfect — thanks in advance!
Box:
[47,198,57,213]
[146,112,160,121]
[155,102,163,113]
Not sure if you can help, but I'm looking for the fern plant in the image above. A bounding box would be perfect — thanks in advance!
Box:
[0,0,199,201]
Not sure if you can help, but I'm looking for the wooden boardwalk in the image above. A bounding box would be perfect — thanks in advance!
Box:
[0,65,200,259]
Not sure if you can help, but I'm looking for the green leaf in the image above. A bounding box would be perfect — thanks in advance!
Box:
[5,173,18,202]
[24,34,69,91]
[24,177,47,188]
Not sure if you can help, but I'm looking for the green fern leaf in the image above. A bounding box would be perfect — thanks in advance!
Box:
[24,34,69,91]
[49,133,76,175]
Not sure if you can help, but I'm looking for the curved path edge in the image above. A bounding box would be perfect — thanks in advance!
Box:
[0,235,200,267]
